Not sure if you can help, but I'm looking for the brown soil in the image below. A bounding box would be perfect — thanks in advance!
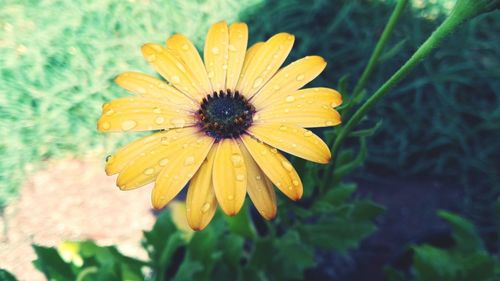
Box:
[0,156,156,281]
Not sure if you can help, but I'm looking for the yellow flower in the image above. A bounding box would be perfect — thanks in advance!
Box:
[98,21,342,230]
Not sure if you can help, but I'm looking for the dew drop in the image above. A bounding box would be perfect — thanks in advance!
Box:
[255,175,261,180]
[207,71,215,78]
[121,120,137,131]
[287,186,293,190]
[159,158,169,166]
[105,109,114,116]
[325,120,333,126]
[144,168,155,175]
[181,44,189,50]
[285,95,295,102]
[201,202,211,213]
[228,195,234,201]
[155,116,165,124]
[228,44,237,52]
[231,154,243,167]
[101,122,111,130]
[222,64,228,70]
[253,77,263,88]
[171,118,186,128]
[105,155,112,162]
[211,47,220,54]
[270,148,278,154]
[171,75,180,83]
[236,174,245,181]
[153,107,161,114]
[160,137,170,145]
[279,125,287,131]
[296,74,305,81]
[184,156,195,166]
[303,130,313,137]
[281,160,293,171]
[292,180,300,186]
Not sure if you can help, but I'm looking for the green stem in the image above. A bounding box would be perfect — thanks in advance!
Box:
[332,13,465,158]
[342,0,408,116]
[76,267,98,281]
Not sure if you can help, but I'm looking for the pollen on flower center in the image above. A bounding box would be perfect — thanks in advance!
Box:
[197,90,255,140]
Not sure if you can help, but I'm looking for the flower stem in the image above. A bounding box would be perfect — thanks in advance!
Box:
[342,0,408,117]
[331,11,466,159]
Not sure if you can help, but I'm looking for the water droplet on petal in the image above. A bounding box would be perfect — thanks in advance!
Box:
[207,71,215,78]
[105,109,114,116]
[101,122,111,130]
[144,168,155,175]
[270,148,278,154]
[325,120,333,126]
[228,44,237,52]
[184,156,195,166]
[171,75,180,83]
[304,130,313,137]
[105,155,112,162]
[181,44,189,50]
[285,95,295,102]
[279,125,287,131]
[296,74,305,81]
[236,174,245,181]
[211,47,220,54]
[253,77,263,88]
[121,120,137,131]
[255,175,261,180]
[155,116,165,124]
[146,54,156,62]
[201,202,211,213]
[281,160,293,171]
[292,180,299,186]
[231,154,243,167]
[153,107,161,114]
[160,137,170,145]
[171,118,186,128]
[159,158,169,166]
[228,195,234,201]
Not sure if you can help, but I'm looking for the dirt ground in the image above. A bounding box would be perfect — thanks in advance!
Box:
[0,156,156,281]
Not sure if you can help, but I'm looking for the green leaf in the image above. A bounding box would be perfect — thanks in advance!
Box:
[437,210,484,252]
[412,245,496,281]
[379,39,408,62]
[32,245,76,281]
[142,210,187,280]
[351,199,386,221]
[0,269,18,281]
[272,231,316,280]
[322,183,357,206]
[383,266,407,281]
[173,261,204,281]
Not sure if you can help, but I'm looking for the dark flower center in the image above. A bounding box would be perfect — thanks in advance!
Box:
[197,90,255,140]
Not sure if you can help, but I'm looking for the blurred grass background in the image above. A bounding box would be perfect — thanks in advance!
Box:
[0,0,498,230]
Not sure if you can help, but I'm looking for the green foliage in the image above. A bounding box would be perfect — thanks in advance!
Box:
[32,241,146,281]
[385,211,499,281]
[0,269,18,281]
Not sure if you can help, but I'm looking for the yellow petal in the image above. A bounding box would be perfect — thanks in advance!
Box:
[141,43,204,100]
[239,143,277,220]
[166,34,213,98]
[115,127,199,190]
[169,201,194,240]
[204,21,229,92]
[115,72,197,110]
[251,56,326,109]
[105,130,184,176]
[97,97,196,132]
[240,135,302,200]
[186,148,217,230]
[236,42,264,95]
[236,33,294,98]
[152,132,214,209]
[248,123,331,164]
[212,139,247,216]
[225,22,248,91]
[256,98,341,128]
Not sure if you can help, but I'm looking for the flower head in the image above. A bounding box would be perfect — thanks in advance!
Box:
[98,21,342,230]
